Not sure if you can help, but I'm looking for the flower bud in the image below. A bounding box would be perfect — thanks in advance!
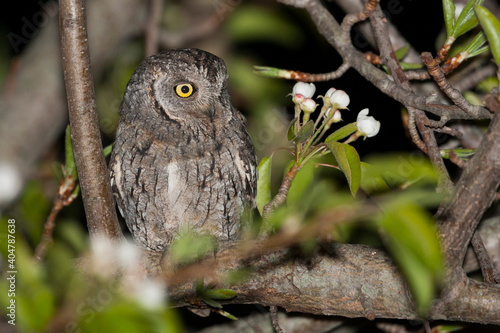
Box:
[293,82,316,99]
[301,98,317,113]
[322,88,336,106]
[292,93,305,105]
[332,110,342,123]
[356,108,380,137]
[329,90,350,109]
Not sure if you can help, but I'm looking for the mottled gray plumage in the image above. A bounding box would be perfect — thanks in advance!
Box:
[109,48,257,253]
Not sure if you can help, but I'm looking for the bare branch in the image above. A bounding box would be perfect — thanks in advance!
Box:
[59,0,123,240]
[439,111,500,278]
[281,0,492,121]
[145,0,163,57]
[471,231,500,284]
[421,52,487,118]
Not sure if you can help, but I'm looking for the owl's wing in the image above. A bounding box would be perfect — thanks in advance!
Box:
[109,150,126,218]
[233,107,258,206]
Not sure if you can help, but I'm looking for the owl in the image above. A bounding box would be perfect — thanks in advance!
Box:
[109,48,257,254]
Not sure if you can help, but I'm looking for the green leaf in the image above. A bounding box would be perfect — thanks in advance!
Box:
[461,31,488,57]
[294,120,314,143]
[216,309,238,321]
[399,62,425,70]
[201,297,223,309]
[394,44,410,60]
[287,161,315,207]
[442,0,456,37]
[440,148,476,160]
[477,76,499,93]
[325,122,357,144]
[103,144,113,157]
[453,0,485,38]
[360,162,391,194]
[204,288,237,300]
[475,5,500,67]
[196,280,204,295]
[378,202,444,315]
[364,153,438,189]
[253,66,296,79]
[65,125,78,180]
[327,142,361,196]
[256,156,273,216]
[287,118,297,141]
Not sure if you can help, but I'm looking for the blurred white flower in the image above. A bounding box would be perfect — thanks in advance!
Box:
[356,108,381,137]
[134,279,166,310]
[116,240,141,270]
[292,82,316,98]
[0,163,23,205]
[329,89,350,109]
[301,98,317,113]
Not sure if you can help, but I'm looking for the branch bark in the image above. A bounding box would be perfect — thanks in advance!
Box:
[166,242,500,324]
[439,110,500,276]
[59,0,122,240]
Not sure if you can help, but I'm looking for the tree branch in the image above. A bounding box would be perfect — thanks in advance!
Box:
[368,6,453,193]
[439,110,500,278]
[166,242,500,324]
[59,0,123,240]
[279,0,492,121]
[0,0,146,212]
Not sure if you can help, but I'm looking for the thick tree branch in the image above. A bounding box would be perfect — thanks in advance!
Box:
[166,242,500,324]
[439,110,500,275]
[59,0,122,240]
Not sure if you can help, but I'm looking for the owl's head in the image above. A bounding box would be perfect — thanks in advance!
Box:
[122,48,232,124]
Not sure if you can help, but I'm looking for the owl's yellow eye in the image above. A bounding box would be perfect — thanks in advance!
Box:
[175,84,194,98]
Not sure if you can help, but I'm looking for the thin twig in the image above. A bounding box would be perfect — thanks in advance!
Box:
[59,0,123,240]
[341,0,380,34]
[421,52,486,117]
[451,63,498,93]
[448,150,466,169]
[270,306,283,333]
[33,177,77,262]
[471,231,500,284]
[369,6,452,190]
[431,125,463,138]
[407,107,427,153]
[262,164,300,221]
[145,0,163,57]
[405,70,431,81]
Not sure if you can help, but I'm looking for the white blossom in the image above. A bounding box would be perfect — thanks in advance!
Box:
[328,89,350,109]
[292,82,316,98]
[301,98,317,113]
[356,108,381,137]
[324,87,337,97]
[134,279,166,310]
[0,163,23,205]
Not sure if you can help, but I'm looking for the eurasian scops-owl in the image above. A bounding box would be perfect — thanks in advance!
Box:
[109,48,257,253]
